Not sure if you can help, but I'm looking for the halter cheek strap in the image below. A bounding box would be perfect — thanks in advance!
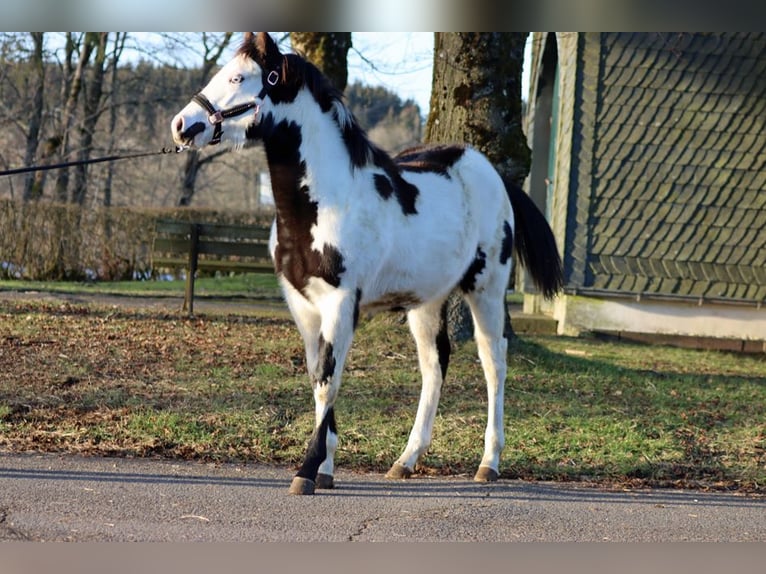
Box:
[191,68,280,145]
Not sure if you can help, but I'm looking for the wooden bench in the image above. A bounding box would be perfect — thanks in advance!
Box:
[152,219,274,316]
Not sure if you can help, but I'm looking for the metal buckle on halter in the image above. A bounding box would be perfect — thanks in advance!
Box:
[266,70,279,86]
[208,111,223,125]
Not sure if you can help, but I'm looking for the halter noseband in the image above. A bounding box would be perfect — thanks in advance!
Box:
[191,69,280,145]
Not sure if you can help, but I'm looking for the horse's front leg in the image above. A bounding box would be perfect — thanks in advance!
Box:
[289,287,359,495]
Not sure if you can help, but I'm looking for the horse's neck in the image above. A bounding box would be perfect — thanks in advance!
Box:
[265,94,362,207]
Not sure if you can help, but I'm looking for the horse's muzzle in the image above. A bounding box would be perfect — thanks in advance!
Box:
[181,121,205,142]
[172,115,206,147]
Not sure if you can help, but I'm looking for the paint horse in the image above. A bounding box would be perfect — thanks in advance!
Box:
[171,32,563,494]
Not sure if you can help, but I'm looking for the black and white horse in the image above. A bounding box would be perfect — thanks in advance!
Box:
[171,32,563,494]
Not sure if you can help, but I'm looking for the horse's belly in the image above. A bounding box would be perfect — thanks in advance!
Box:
[359,239,475,311]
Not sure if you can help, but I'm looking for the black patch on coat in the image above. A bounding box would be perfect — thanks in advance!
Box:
[372,167,419,215]
[313,335,336,387]
[362,292,422,314]
[316,244,347,288]
[394,144,467,177]
[240,34,334,112]
[500,220,514,265]
[341,118,377,169]
[373,173,393,199]
[256,118,347,294]
[436,301,451,379]
[259,119,315,289]
[460,247,487,293]
[295,407,337,481]
[394,174,419,215]
[370,143,470,216]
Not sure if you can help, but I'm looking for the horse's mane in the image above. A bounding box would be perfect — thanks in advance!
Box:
[238,39,392,170]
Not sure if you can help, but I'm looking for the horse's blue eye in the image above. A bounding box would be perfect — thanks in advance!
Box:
[230,74,244,84]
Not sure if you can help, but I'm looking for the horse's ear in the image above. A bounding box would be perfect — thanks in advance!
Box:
[253,32,282,69]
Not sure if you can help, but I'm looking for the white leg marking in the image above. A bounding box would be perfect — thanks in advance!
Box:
[309,286,358,480]
[394,299,448,472]
[466,287,508,475]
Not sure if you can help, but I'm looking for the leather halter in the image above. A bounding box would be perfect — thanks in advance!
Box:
[191,69,279,145]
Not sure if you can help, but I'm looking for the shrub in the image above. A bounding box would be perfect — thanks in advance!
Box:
[0,200,274,281]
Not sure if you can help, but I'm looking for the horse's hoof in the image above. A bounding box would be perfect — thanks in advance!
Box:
[316,473,335,489]
[385,462,413,480]
[288,476,316,495]
[473,466,499,482]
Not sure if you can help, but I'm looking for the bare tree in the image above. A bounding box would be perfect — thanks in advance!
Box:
[72,32,109,206]
[21,33,46,202]
[54,33,95,203]
[102,32,128,208]
[0,31,416,212]
[0,33,52,202]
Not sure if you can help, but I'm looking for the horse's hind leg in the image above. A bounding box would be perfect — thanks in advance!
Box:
[465,285,509,482]
[386,298,450,479]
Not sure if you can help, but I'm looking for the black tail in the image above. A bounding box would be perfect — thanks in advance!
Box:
[505,179,564,299]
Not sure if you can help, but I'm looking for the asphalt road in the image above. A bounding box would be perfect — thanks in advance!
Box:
[0,452,764,542]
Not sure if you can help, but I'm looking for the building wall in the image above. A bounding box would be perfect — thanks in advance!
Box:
[573,33,766,302]
[524,32,579,314]
[555,294,766,344]
[526,32,766,340]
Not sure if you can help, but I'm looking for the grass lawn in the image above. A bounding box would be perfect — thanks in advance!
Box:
[0,276,525,304]
[0,280,763,493]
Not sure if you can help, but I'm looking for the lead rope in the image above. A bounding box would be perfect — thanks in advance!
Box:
[0,146,186,178]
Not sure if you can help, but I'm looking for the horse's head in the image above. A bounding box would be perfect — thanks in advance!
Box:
[171,32,285,149]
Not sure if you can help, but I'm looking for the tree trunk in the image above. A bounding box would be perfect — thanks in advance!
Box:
[289,33,352,91]
[22,33,45,202]
[178,148,229,206]
[54,33,95,204]
[72,32,109,207]
[425,33,530,342]
[426,32,530,185]
[178,152,201,207]
[103,32,127,209]
[30,137,61,202]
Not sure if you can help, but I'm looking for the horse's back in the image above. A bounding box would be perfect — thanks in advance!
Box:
[395,144,511,239]
[352,144,512,305]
